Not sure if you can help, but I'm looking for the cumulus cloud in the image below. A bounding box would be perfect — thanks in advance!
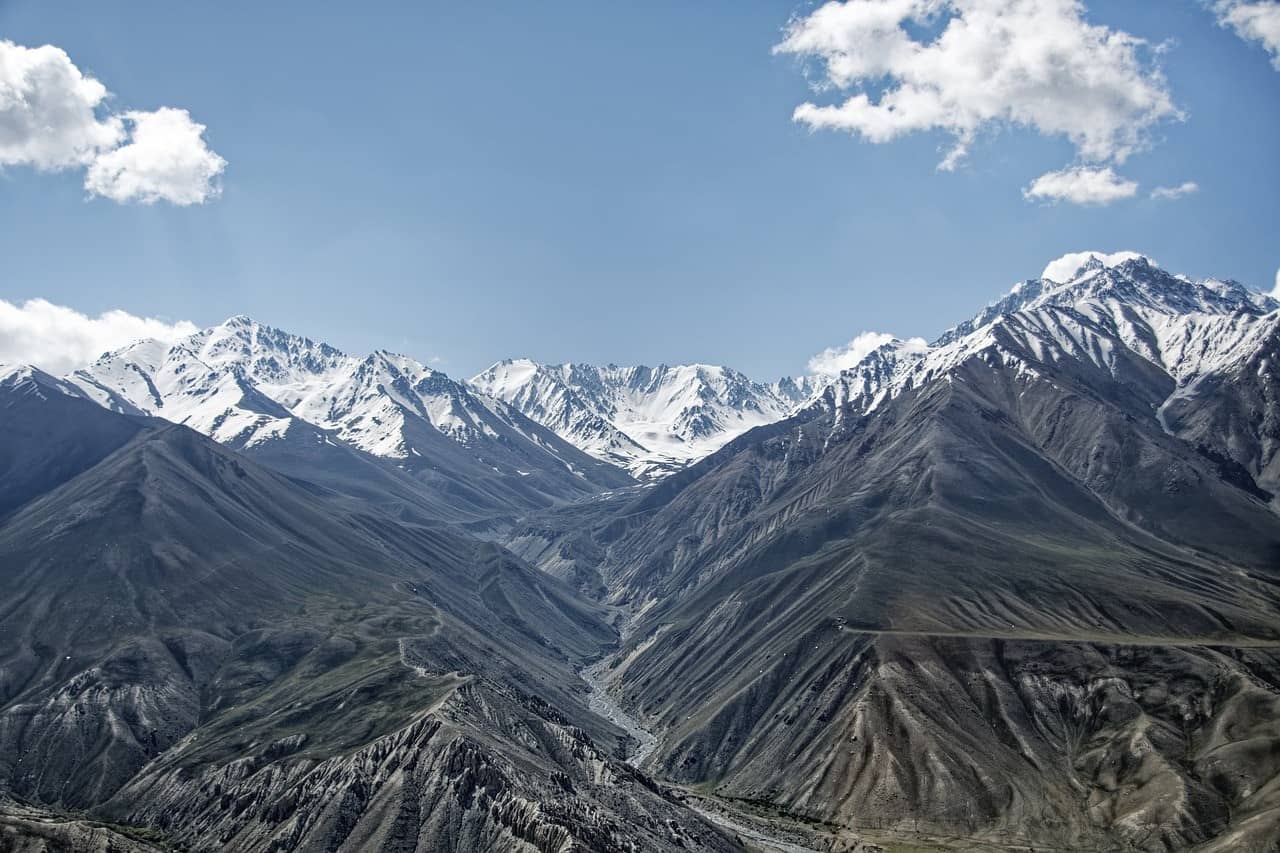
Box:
[86,108,226,205]
[1272,267,1280,300]
[0,41,124,170]
[775,0,1181,172]
[1023,166,1138,205]
[0,39,224,205]
[808,331,927,376]
[1150,181,1199,200]
[1212,1,1280,68]
[0,297,197,374]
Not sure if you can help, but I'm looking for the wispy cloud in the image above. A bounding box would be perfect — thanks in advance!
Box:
[1150,181,1199,200]
[1211,1,1280,68]
[0,298,197,374]
[0,40,225,205]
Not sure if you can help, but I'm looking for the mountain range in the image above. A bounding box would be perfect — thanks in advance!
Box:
[62,315,635,521]
[2,251,1279,852]
[470,360,813,479]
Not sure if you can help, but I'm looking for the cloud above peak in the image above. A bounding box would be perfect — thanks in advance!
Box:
[775,0,1181,176]
[0,298,197,375]
[808,331,927,377]
[1040,250,1154,282]
[1023,166,1139,205]
[0,40,225,205]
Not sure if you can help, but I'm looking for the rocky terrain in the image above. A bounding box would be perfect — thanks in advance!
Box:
[0,798,170,853]
[502,256,1280,851]
[0,369,738,852]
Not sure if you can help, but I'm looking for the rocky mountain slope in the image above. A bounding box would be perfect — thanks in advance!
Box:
[0,369,738,853]
[470,360,805,479]
[65,317,633,521]
[519,254,1280,851]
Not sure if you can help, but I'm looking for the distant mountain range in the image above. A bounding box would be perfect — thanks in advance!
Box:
[3,251,1279,852]
[45,251,1276,496]
[60,314,635,520]
[471,360,816,478]
[49,313,823,498]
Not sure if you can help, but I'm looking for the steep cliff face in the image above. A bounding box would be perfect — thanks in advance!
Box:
[1160,319,1280,500]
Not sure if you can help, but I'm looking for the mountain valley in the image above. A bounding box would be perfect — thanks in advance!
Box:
[2,252,1279,852]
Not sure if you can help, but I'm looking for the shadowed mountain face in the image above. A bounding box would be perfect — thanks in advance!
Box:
[0,366,146,519]
[0,370,738,853]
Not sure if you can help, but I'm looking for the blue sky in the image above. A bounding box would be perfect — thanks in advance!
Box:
[1,0,1277,379]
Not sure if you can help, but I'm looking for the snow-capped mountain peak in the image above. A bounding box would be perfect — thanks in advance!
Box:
[182,316,349,384]
[0,363,87,401]
[939,253,1276,350]
[1039,250,1154,283]
[47,253,1277,492]
[471,359,802,478]
[823,255,1280,430]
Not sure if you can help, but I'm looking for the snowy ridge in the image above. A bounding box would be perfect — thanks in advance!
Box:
[66,316,626,491]
[471,360,803,478]
[822,252,1279,426]
[1,363,89,403]
[817,338,930,422]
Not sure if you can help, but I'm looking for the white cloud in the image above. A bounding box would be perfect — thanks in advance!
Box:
[1023,165,1138,205]
[0,298,197,375]
[1150,181,1199,200]
[0,39,223,205]
[1212,1,1280,68]
[808,331,927,376]
[1272,267,1280,300]
[775,0,1181,171]
[0,40,124,170]
[1041,250,1153,282]
[86,108,226,205]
